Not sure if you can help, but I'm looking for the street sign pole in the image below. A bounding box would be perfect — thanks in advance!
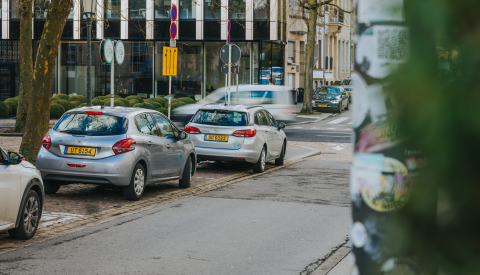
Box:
[236,74,239,105]
[228,43,231,105]
[168,4,178,118]
[111,49,114,107]
[168,75,171,118]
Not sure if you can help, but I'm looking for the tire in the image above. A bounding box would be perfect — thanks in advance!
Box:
[275,141,286,166]
[253,146,266,173]
[345,101,350,110]
[123,163,145,201]
[337,103,343,113]
[179,156,192,189]
[43,180,60,194]
[8,190,41,240]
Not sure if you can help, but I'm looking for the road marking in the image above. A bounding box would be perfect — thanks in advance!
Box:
[332,146,345,151]
[348,121,353,124]
[328,117,350,124]
[292,126,302,129]
[39,212,84,229]
[317,135,351,138]
[310,127,320,129]
[287,146,321,161]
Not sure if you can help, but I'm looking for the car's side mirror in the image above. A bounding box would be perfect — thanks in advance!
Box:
[341,92,347,97]
[8,152,23,165]
[278,122,286,130]
[179,131,187,139]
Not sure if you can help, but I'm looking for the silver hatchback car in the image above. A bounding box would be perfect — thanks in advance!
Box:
[36,106,196,200]
[184,104,287,173]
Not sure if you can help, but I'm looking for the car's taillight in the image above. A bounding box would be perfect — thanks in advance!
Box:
[67,164,86,168]
[184,125,201,134]
[232,129,257,137]
[113,138,136,155]
[42,134,51,150]
[85,111,103,115]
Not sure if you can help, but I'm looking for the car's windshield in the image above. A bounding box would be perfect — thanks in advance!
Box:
[325,87,340,96]
[191,110,248,126]
[341,79,352,85]
[315,88,329,95]
[54,113,127,136]
[332,81,341,86]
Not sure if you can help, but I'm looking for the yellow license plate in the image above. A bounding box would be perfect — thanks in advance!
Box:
[65,147,96,156]
[205,135,229,142]
[318,105,327,107]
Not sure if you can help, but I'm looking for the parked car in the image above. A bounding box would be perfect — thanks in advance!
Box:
[172,85,296,126]
[312,86,350,113]
[270,67,284,80]
[332,81,342,86]
[341,78,353,103]
[36,106,196,201]
[184,105,287,173]
[0,146,44,240]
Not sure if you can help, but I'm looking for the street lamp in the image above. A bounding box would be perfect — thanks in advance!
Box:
[82,0,97,106]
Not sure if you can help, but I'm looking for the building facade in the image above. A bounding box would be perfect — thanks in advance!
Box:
[0,0,287,101]
[285,0,353,90]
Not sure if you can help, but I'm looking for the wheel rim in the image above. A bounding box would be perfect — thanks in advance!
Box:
[134,168,145,196]
[189,161,193,176]
[261,149,266,170]
[23,196,39,235]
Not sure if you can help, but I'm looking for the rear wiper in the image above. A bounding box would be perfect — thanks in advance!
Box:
[60,130,86,134]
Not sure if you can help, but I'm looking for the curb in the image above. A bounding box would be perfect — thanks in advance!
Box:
[287,113,332,126]
[0,133,23,137]
[0,151,322,255]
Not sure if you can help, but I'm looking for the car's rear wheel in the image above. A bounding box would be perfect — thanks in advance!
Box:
[8,190,40,240]
[253,146,266,173]
[275,141,286,166]
[179,156,192,189]
[123,163,145,201]
[43,180,60,194]
[337,103,343,113]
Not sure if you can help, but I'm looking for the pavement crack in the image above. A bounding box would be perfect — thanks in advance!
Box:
[299,237,349,275]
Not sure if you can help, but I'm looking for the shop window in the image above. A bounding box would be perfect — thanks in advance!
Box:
[155,0,171,19]
[180,0,196,19]
[204,0,221,20]
[130,0,147,19]
[105,0,121,19]
[130,42,149,73]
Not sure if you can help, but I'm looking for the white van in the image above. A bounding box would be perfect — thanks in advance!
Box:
[173,85,296,126]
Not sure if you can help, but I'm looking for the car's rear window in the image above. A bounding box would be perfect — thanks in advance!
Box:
[54,113,127,136]
[191,110,248,126]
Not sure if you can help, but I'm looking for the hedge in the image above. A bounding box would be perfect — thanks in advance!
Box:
[53,94,69,101]
[126,95,143,103]
[178,97,196,104]
[171,102,186,110]
[149,102,162,109]
[0,101,9,118]
[117,98,130,106]
[156,107,168,116]
[68,95,87,103]
[4,100,17,115]
[50,104,65,119]
[128,99,141,106]
[69,101,81,108]
[52,99,70,111]
[78,103,88,108]
[133,102,155,110]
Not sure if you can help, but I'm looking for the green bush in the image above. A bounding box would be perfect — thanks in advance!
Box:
[133,102,155,110]
[128,99,141,106]
[113,100,126,107]
[92,98,104,106]
[146,97,168,105]
[126,95,143,103]
[171,102,186,110]
[149,102,162,109]
[53,94,69,100]
[4,100,17,115]
[164,99,181,108]
[50,104,65,119]
[0,101,9,118]
[156,107,168,116]
[69,101,81,108]
[178,97,196,104]
[68,95,87,103]
[5,97,18,105]
[7,105,12,116]
[52,99,70,111]
[78,103,88,108]
[117,98,130,106]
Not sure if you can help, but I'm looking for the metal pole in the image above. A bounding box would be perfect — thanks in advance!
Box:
[111,41,114,107]
[168,76,171,118]
[228,44,232,105]
[86,14,92,106]
[322,7,326,86]
[236,74,239,105]
[349,10,353,78]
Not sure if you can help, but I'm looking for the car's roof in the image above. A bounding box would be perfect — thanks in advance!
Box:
[198,104,263,112]
[65,106,159,118]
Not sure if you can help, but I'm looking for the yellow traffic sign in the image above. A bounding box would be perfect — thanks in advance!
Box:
[163,47,177,76]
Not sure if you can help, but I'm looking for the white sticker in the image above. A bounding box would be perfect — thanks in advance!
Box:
[351,222,368,248]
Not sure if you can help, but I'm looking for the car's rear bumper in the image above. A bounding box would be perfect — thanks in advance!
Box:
[195,146,259,163]
[36,148,135,186]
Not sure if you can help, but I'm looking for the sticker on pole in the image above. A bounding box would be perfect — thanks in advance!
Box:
[171,4,177,21]
[227,34,231,44]
[170,23,177,39]
[103,39,114,64]
[227,20,231,33]
[115,40,125,65]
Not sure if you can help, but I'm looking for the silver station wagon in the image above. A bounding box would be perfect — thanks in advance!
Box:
[184,104,287,173]
[36,106,196,200]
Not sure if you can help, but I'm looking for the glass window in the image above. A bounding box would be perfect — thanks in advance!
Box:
[263,110,277,126]
[54,114,127,136]
[60,42,98,96]
[204,0,221,20]
[228,0,245,19]
[135,114,158,135]
[10,0,20,19]
[152,114,175,138]
[254,111,267,125]
[192,109,248,127]
[129,0,146,19]
[154,0,170,19]
[0,148,6,164]
[130,42,149,72]
[68,1,74,19]
[205,42,226,94]
[34,0,50,19]
[253,0,269,19]
[180,0,196,19]
[105,0,121,19]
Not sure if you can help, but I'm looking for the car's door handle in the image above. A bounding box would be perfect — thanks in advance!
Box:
[148,141,154,146]
[166,145,175,150]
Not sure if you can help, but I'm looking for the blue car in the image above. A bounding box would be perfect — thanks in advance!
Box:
[312,86,350,113]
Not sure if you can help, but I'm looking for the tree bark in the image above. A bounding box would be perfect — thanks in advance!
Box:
[15,0,33,133]
[19,0,73,162]
[300,0,318,114]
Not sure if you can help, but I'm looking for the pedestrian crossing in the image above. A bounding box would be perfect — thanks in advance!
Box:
[327,117,350,124]
[287,116,353,131]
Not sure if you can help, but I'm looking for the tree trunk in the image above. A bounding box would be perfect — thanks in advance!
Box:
[15,0,33,133]
[19,0,73,162]
[301,1,318,114]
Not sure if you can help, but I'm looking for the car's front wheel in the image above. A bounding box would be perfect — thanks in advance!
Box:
[8,190,41,240]
[179,156,192,189]
[123,163,145,201]
[337,103,343,113]
[275,141,286,166]
[253,146,266,173]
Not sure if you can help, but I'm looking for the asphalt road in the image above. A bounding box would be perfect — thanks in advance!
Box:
[284,110,353,143]
[0,159,350,275]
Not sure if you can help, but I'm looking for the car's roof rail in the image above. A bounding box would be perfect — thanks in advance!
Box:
[246,105,263,109]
